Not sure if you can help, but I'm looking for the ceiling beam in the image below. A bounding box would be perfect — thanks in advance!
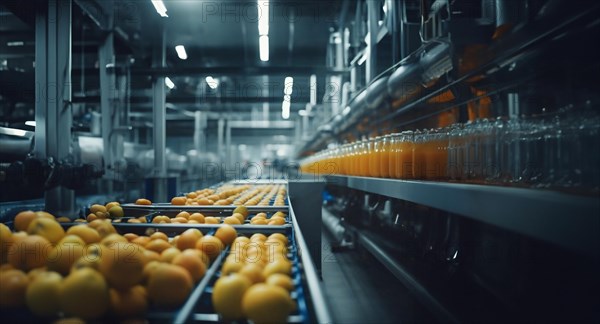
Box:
[129,66,348,77]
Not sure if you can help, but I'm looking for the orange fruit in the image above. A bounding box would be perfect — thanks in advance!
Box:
[184,249,210,266]
[47,235,86,275]
[101,233,128,247]
[0,269,29,308]
[152,215,171,224]
[231,213,245,223]
[27,218,65,245]
[160,247,182,263]
[147,263,193,308]
[14,210,38,232]
[176,211,190,219]
[171,235,180,245]
[172,217,188,223]
[27,267,47,281]
[189,213,205,223]
[105,201,120,211]
[87,219,117,237]
[142,261,161,284]
[232,236,250,247]
[265,273,294,292]
[109,285,148,318]
[221,259,244,275]
[131,236,151,247]
[177,228,203,250]
[8,235,51,271]
[242,283,295,324]
[107,205,124,219]
[263,259,292,278]
[250,233,267,243]
[204,216,220,224]
[142,250,160,264]
[250,218,268,225]
[127,219,141,224]
[214,225,237,246]
[239,263,265,284]
[195,235,224,260]
[11,231,27,243]
[268,233,289,246]
[145,239,172,254]
[232,206,249,218]
[123,233,139,242]
[268,218,286,225]
[171,197,186,205]
[89,204,107,214]
[223,216,241,225]
[0,223,14,263]
[150,232,168,242]
[172,250,207,282]
[99,243,145,290]
[60,268,109,319]
[197,198,211,205]
[135,198,152,205]
[66,225,101,245]
[26,270,62,316]
[86,214,98,222]
[212,274,252,320]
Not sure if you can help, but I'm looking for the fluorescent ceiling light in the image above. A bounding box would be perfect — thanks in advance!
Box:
[25,120,36,127]
[175,45,187,60]
[7,41,24,47]
[165,77,175,89]
[151,0,168,17]
[282,99,290,119]
[206,76,219,89]
[258,0,269,36]
[284,77,293,95]
[259,35,269,62]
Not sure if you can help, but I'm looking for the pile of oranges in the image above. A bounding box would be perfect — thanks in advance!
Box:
[169,184,287,207]
[212,232,296,323]
[147,206,287,226]
[0,210,238,321]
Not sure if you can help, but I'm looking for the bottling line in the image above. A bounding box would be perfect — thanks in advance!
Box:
[1,0,599,323]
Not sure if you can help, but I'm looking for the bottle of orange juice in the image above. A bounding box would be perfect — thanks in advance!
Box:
[397,131,414,179]
[412,130,426,179]
[370,137,380,178]
[379,135,391,178]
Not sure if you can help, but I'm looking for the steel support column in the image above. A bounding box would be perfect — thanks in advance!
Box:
[366,0,379,83]
[152,21,167,202]
[99,1,116,189]
[34,0,75,216]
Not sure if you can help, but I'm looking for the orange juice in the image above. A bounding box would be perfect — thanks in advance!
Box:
[359,140,370,177]
[396,131,414,179]
[379,135,391,178]
[412,131,426,179]
[369,138,380,178]
[389,134,399,178]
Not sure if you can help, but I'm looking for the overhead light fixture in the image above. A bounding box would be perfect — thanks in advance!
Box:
[258,0,269,36]
[206,76,219,89]
[25,120,36,127]
[284,77,293,95]
[7,41,24,47]
[282,99,290,119]
[258,1,269,62]
[175,45,187,60]
[259,35,269,62]
[151,0,168,17]
[298,109,307,116]
[165,77,175,89]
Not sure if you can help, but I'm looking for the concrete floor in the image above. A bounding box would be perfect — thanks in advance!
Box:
[320,230,435,323]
